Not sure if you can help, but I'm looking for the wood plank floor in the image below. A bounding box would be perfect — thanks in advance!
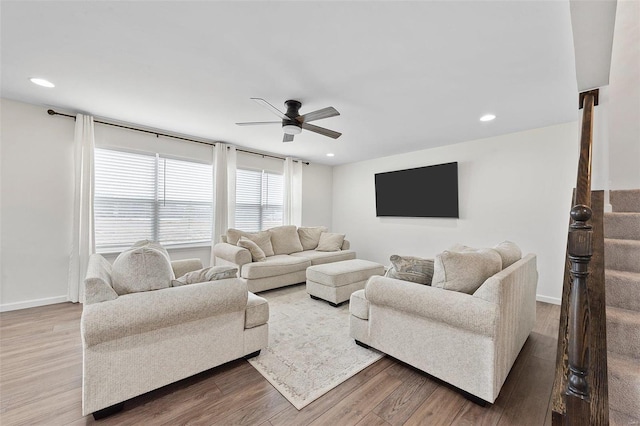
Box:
[0,301,560,425]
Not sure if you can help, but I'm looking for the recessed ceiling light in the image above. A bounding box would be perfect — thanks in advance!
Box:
[326,153,335,157]
[30,78,55,88]
[480,114,496,122]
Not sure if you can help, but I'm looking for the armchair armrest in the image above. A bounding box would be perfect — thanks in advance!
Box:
[213,242,252,267]
[81,278,248,347]
[365,276,498,337]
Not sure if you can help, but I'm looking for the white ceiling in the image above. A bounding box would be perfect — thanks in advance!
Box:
[1,1,579,166]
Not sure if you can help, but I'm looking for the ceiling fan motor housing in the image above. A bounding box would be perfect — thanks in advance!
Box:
[283,100,302,133]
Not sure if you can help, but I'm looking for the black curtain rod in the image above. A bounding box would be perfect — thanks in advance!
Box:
[47,109,310,165]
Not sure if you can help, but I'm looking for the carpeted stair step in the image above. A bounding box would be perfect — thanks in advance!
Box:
[610,189,640,213]
[604,212,640,240]
[604,239,640,273]
[606,306,640,359]
[606,269,640,312]
[607,352,640,420]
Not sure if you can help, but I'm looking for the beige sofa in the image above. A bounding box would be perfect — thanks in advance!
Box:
[350,252,538,404]
[81,253,269,418]
[213,225,356,293]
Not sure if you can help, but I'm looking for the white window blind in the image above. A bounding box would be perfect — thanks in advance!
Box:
[94,148,212,251]
[235,168,284,232]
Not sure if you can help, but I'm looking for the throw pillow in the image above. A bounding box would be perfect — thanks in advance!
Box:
[112,242,174,295]
[226,228,274,257]
[268,225,303,255]
[432,249,502,294]
[387,255,434,285]
[237,236,267,262]
[297,226,328,251]
[172,266,238,286]
[493,241,522,269]
[316,232,345,252]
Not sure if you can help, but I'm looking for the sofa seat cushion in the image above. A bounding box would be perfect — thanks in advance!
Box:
[307,259,385,287]
[245,292,269,329]
[241,255,310,280]
[350,289,369,320]
[290,249,356,265]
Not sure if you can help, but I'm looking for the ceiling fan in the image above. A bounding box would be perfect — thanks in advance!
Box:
[236,98,341,142]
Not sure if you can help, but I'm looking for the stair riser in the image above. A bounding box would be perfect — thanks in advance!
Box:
[605,240,640,273]
[606,271,640,311]
[604,213,640,240]
[608,361,640,419]
[610,189,640,213]
[607,313,640,359]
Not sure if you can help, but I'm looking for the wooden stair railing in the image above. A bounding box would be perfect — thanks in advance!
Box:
[552,89,609,425]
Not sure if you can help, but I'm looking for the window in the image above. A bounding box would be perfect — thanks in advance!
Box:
[94,148,212,252]
[235,168,284,232]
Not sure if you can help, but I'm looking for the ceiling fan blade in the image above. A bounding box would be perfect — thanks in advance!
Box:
[236,121,281,126]
[301,123,342,139]
[296,106,340,123]
[283,133,295,142]
[251,98,288,120]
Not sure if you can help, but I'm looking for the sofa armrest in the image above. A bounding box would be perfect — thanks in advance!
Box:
[81,278,248,347]
[84,254,118,305]
[213,243,252,267]
[342,239,351,250]
[171,258,204,278]
[365,276,498,337]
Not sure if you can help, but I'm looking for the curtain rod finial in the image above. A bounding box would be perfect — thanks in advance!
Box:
[47,109,55,115]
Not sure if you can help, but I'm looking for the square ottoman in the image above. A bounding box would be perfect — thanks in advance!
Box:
[306,259,385,306]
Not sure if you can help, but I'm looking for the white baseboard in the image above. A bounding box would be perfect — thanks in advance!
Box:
[537,294,561,305]
[0,295,69,312]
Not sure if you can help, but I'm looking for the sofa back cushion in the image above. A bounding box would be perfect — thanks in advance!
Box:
[298,226,328,250]
[432,249,502,294]
[268,225,304,255]
[112,241,175,295]
[492,241,522,269]
[237,236,267,262]
[227,229,274,257]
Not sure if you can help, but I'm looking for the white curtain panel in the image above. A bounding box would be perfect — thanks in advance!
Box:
[68,114,96,303]
[283,157,303,226]
[211,143,236,264]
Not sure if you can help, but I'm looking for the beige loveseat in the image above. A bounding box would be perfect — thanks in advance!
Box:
[81,252,269,418]
[350,247,538,404]
[213,225,356,293]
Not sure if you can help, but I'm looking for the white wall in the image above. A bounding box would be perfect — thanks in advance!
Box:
[332,122,579,303]
[608,0,640,190]
[0,98,334,310]
[1,98,76,310]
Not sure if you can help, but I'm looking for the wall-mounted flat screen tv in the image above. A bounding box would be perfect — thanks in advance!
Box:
[375,162,459,218]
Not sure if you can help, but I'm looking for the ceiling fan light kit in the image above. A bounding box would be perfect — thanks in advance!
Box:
[237,98,341,142]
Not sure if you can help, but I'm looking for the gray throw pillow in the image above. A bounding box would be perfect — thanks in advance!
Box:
[297,226,328,250]
[172,266,238,286]
[237,236,267,262]
[316,232,345,252]
[386,255,434,285]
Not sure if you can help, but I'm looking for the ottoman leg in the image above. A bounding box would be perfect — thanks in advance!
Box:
[310,295,322,301]
[329,300,346,308]
[355,340,371,349]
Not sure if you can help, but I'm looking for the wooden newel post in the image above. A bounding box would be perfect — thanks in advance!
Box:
[566,204,593,424]
[564,89,597,425]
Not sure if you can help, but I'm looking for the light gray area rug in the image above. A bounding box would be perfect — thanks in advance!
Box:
[248,284,384,410]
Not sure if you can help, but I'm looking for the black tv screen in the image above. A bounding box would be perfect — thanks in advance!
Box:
[375,162,459,218]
